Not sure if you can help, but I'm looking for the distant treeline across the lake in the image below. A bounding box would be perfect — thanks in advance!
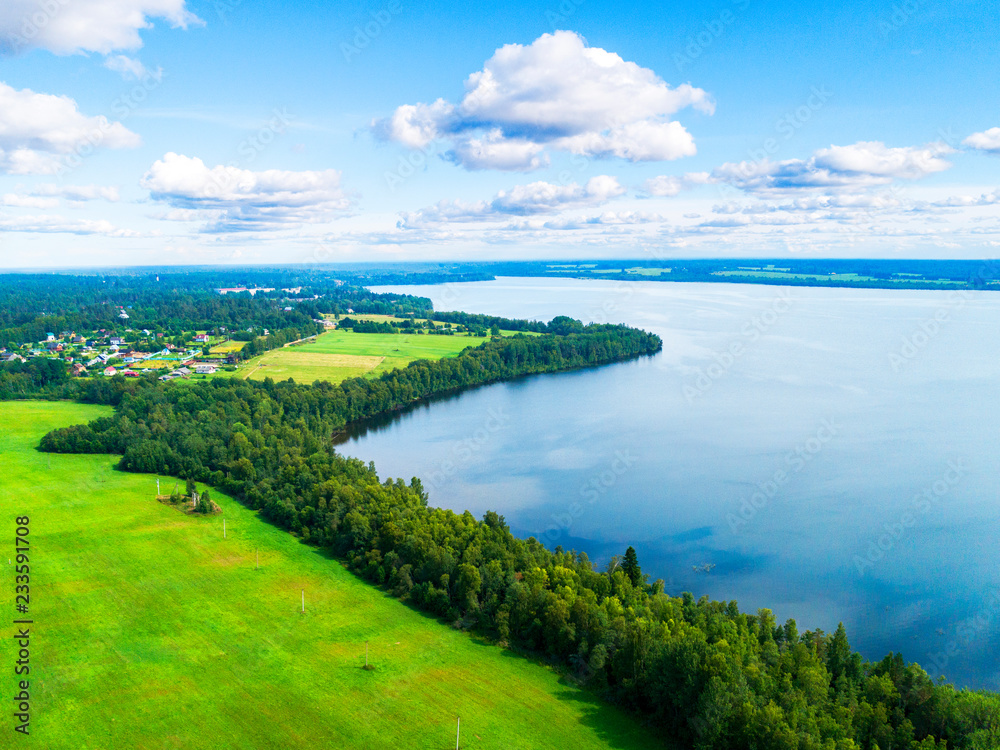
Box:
[17,324,995,749]
[297,258,1000,291]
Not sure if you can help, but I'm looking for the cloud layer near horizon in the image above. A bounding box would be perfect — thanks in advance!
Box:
[141,152,353,232]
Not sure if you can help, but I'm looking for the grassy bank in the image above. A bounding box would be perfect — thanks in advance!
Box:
[0,401,663,749]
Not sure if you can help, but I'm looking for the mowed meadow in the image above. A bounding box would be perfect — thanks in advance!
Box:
[0,401,662,750]
[238,325,484,384]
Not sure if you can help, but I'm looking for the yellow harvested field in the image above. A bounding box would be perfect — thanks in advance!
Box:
[210,340,247,354]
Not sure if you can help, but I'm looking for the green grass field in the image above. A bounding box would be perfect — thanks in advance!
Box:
[0,401,662,749]
[237,329,487,383]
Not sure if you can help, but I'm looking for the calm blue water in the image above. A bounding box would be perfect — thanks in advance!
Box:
[338,277,1000,690]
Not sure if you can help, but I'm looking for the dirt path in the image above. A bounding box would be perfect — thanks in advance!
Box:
[283,333,319,347]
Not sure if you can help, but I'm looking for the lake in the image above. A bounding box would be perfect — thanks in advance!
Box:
[337,277,1000,690]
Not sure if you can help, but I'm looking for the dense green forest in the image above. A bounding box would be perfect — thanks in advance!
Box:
[20,338,998,749]
[0,273,430,347]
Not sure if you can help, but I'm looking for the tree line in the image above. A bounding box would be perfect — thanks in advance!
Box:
[0,273,430,348]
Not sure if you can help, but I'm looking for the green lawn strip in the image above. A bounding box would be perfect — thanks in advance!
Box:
[0,401,664,750]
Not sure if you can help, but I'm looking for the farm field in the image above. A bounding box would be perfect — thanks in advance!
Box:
[0,401,662,750]
[209,339,247,354]
[133,359,171,369]
[236,328,489,383]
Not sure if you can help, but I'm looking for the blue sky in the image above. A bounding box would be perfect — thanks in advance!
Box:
[0,0,997,267]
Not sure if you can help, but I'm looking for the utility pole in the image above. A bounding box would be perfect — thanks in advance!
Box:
[456,717,460,750]
[301,589,305,614]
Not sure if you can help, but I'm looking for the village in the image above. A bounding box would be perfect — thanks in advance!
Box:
[0,307,256,380]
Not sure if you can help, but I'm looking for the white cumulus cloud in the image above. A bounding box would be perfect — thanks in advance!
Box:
[142,152,353,232]
[711,141,954,194]
[811,141,954,180]
[374,31,713,171]
[491,175,625,214]
[962,127,1000,154]
[0,82,140,174]
[0,0,200,56]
